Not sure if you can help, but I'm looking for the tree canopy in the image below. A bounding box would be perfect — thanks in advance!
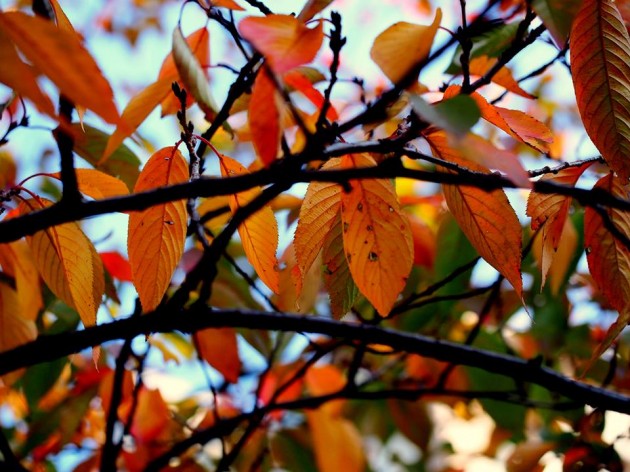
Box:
[1,0,630,470]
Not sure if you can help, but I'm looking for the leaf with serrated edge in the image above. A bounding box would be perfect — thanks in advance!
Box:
[219,155,279,293]
[128,147,189,312]
[584,174,630,369]
[341,154,413,316]
[19,198,104,328]
[249,72,281,166]
[194,328,241,383]
[570,0,630,180]
[370,9,442,87]
[0,11,118,123]
[49,169,129,200]
[427,132,523,296]
[239,15,324,74]
[172,27,218,121]
[468,56,534,99]
[527,162,593,288]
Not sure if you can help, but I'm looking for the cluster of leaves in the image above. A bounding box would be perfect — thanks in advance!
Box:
[1,0,630,470]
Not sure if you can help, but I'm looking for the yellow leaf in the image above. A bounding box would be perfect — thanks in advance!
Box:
[128,147,189,312]
[239,15,324,74]
[340,154,413,316]
[0,282,37,353]
[0,240,42,321]
[101,77,173,163]
[468,56,535,99]
[19,199,104,328]
[197,195,231,234]
[370,9,442,87]
[427,132,523,297]
[570,0,630,180]
[172,26,218,122]
[249,72,281,166]
[219,155,279,293]
[49,169,129,200]
[193,328,241,383]
[0,11,118,123]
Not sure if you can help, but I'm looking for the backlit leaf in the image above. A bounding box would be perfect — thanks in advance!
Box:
[410,93,480,137]
[208,0,244,10]
[218,155,279,293]
[0,11,118,123]
[283,69,338,121]
[426,132,523,296]
[532,0,582,47]
[306,411,365,472]
[468,55,535,99]
[340,154,413,316]
[297,0,335,21]
[274,243,320,314]
[101,77,173,163]
[49,169,129,200]
[533,216,578,294]
[370,9,442,87]
[0,282,37,354]
[128,147,189,312]
[130,388,170,443]
[0,241,42,321]
[305,365,346,416]
[20,199,104,329]
[249,72,280,166]
[570,0,630,180]
[239,15,324,74]
[99,251,133,282]
[172,27,218,121]
[193,328,241,383]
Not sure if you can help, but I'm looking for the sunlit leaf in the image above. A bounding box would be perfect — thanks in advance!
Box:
[340,154,413,316]
[239,15,324,74]
[370,9,442,87]
[128,147,189,312]
[410,93,480,137]
[193,328,241,383]
[218,154,279,293]
[0,282,37,354]
[99,251,133,282]
[208,0,244,10]
[305,365,346,416]
[532,0,582,47]
[297,0,335,21]
[274,243,320,314]
[468,55,534,98]
[0,11,118,123]
[0,241,42,322]
[172,26,218,121]
[49,169,129,200]
[427,132,523,297]
[129,388,170,443]
[570,0,630,180]
[283,69,338,121]
[19,199,104,329]
[249,72,280,166]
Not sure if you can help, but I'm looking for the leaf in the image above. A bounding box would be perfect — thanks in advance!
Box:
[193,328,241,383]
[306,411,365,472]
[283,69,338,121]
[49,169,129,200]
[249,72,281,166]
[99,251,133,282]
[218,154,279,293]
[129,388,170,443]
[532,0,582,47]
[0,282,37,354]
[370,9,442,87]
[294,158,343,280]
[305,365,346,415]
[297,0,335,21]
[533,216,578,294]
[239,15,324,74]
[172,27,218,121]
[0,28,55,118]
[426,132,523,296]
[570,0,630,180]
[0,240,42,321]
[128,147,189,312]
[527,162,593,289]
[409,93,480,137]
[209,0,244,10]
[0,11,118,123]
[468,55,534,99]
[274,243,320,314]
[49,0,75,34]
[340,154,413,316]
[19,199,104,329]
[101,77,173,163]
[70,124,141,191]
[584,174,630,367]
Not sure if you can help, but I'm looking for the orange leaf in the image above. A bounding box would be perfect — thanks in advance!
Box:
[370,9,442,86]
[0,29,55,118]
[570,0,630,180]
[274,243,320,314]
[158,27,210,116]
[218,155,279,293]
[193,328,241,383]
[533,216,578,294]
[408,214,436,269]
[49,169,129,200]
[306,410,365,472]
[239,15,324,74]
[128,147,189,312]
[49,0,75,34]
[305,365,346,416]
[172,26,218,121]
[444,85,553,153]
[283,69,338,121]
[0,11,118,123]
[0,282,37,354]
[468,56,534,99]
[130,388,170,443]
[294,158,343,281]
[101,77,173,163]
[207,0,244,10]
[249,71,281,166]
[297,0,335,21]
[20,198,104,328]
[340,154,413,316]
[427,132,523,296]
[0,240,42,321]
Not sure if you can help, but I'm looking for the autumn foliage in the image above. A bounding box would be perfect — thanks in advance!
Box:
[1,0,630,470]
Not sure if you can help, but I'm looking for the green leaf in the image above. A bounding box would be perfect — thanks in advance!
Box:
[411,94,480,137]
[532,0,582,47]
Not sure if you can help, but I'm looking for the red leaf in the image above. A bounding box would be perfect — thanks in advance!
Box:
[194,328,241,383]
[249,72,280,166]
[99,251,133,282]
